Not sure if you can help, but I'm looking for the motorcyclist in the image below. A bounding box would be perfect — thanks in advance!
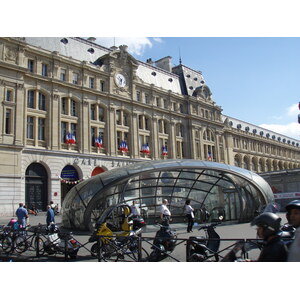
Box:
[222,212,288,262]
[285,200,300,261]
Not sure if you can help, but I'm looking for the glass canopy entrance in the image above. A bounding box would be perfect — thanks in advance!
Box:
[61,160,274,231]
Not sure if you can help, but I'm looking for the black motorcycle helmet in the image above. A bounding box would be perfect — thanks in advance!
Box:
[251,212,282,238]
[286,199,300,212]
[285,200,300,224]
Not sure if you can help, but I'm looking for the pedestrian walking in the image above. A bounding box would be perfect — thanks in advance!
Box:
[160,199,171,225]
[15,202,28,229]
[46,205,55,226]
[184,200,194,232]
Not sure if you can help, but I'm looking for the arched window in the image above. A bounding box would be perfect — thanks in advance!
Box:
[176,124,184,137]
[234,155,241,167]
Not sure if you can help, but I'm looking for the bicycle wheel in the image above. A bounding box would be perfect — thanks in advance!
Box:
[15,236,28,253]
[1,236,13,253]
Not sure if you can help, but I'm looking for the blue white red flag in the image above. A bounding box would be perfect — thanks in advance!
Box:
[208,151,212,161]
[162,145,168,156]
[140,143,150,154]
[119,140,128,153]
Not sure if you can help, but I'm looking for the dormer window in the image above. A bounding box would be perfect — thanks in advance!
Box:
[168,78,173,82]
[60,38,68,44]
[151,72,157,76]
[88,48,95,54]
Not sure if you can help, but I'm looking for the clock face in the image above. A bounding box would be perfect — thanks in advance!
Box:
[115,73,126,87]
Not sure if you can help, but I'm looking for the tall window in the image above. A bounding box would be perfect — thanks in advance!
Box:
[116,110,128,126]
[5,109,12,134]
[159,119,168,134]
[163,99,168,109]
[136,91,141,102]
[71,123,77,137]
[89,77,94,89]
[27,116,34,139]
[176,124,184,137]
[38,93,46,111]
[100,80,105,92]
[61,98,67,115]
[42,63,48,77]
[90,104,96,120]
[5,90,13,102]
[139,115,150,130]
[72,72,78,84]
[28,59,34,73]
[27,90,35,108]
[38,118,45,140]
[71,100,77,117]
[99,107,105,122]
[60,69,66,81]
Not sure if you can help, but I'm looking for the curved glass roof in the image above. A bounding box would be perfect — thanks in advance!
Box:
[61,159,274,230]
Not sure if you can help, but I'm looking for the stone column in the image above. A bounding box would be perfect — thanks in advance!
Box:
[51,93,59,150]
[82,97,89,153]
[152,115,159,159]
[169,119,176,158]
[108,105,116,156]
[131,110,139,158]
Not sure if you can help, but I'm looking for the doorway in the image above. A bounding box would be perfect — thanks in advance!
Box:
[25,163,48,211]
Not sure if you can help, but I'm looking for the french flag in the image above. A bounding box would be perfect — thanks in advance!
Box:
[140,143,150,154]
[69,133,76,144]
[208,151,212,161]
[162,145,168,156]
[65,132,73,144]
[119,140,128,153]
[95,136,103,148]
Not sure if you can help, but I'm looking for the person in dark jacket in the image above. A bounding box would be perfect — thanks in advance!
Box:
[222,212,288,262]
[46,205,55,226]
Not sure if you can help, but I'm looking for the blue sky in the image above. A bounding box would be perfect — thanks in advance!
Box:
[4,2,300,138]
[95,37,300,140]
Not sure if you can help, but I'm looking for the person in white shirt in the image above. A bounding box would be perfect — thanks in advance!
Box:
[160,199,171,225]
[131,200,140,217]
[286,200,300,261]
[184,200,194,233]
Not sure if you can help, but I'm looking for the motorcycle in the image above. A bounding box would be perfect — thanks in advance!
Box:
[43,223,80,259]
[132,215,145,230]
[145,218,177,262]
[187,220,222,262]
[89,203,147,261]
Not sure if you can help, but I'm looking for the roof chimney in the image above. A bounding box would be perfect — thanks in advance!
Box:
[155,56,172,72]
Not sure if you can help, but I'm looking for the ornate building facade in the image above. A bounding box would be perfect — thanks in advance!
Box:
[0,37,299,216]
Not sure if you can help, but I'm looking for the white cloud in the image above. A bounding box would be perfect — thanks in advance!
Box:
[259,122,300,140]
[94,37,153,56]
[287,103,299,117]
[261,103,300,140]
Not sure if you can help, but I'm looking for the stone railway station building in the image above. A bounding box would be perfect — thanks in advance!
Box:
[0,37,299,216]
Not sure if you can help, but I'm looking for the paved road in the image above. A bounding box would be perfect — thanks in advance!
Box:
[0,212,288,262]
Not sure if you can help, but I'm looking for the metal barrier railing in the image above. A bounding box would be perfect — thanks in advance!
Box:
[0,225,291,262]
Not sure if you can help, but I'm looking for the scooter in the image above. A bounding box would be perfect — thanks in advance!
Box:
[89,204,147,261]
[187,221,221,262]
[43,223,80,259]
[146,218,177,262]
